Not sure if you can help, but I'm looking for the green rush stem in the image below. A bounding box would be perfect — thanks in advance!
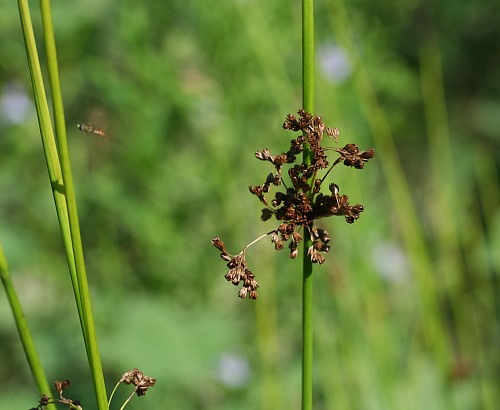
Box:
[0,244,55,409]
[16,0,108,407]
[38,0,82,315]
[302,0,315,409]
[15,4,67,408]
[39,0,108,408]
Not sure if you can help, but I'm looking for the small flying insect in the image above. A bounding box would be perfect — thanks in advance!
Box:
[77,123,106,137]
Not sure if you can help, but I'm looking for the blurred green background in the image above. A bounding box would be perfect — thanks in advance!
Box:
[1,0,498,409]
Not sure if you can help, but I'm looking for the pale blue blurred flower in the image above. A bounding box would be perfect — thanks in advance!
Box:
[0,81,33,124]
[214,352,250,388]
[318,43,352,84]
[372,242,410,283]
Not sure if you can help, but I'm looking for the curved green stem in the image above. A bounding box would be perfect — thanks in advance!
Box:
[0,244,54,409]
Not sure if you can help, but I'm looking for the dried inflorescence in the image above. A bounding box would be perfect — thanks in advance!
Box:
[30,370,156,410]
[211,236,259,300]
[212,109,374,299]
[119,368,157,397]
[30,380,83,410]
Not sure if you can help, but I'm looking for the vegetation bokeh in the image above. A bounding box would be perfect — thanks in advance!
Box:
[1,0,498,409]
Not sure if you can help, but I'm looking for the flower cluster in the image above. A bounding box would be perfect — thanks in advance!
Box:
[212,109,374,299]
[30,370,156,410]
[119,368,157,397]
[211,236,259,299]
[30,380,82,410]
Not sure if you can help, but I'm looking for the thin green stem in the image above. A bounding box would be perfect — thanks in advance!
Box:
[301,250,314,410]
[0,244,55,409]
[39,2,108,409]
[108,382,121,408]
[302,0,315,115]
[118,390,136,410]
[302,0,315,409]
[38,0,82,317]
[17,0,108,408]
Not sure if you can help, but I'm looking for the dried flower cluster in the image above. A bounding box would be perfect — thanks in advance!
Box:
[212,236,259,299]
[30,369,156,410]
[108,368,157,409]
[30,380,82,410]
[119,368,157,397]
[212,109,374,299]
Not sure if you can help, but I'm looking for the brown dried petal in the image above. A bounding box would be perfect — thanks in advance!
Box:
[289,241,298,259]
[249,185,268,206]
[326,127,339,141]
[211,236,227,253]
[270,232,283,250]
[361,148,375,159]
[292,231,302,243]
[54,380,70,397]
[255,148,274,161]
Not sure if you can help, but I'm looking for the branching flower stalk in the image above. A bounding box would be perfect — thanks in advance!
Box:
[108,368,157,410]
[212,109,375,299]
[30,371,156,410]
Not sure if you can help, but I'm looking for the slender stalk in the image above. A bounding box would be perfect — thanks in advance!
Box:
[302,0,315,409]
[38,0,82,318]
[17,0,108,408]
[301,253,314,410]
[0,244,55,409]
[302,0,315,115]
[108,382,121,408]
[39,2,108,409]
[118,390,136,410]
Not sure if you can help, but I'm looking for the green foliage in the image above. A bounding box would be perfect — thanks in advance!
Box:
[0,0,498,409]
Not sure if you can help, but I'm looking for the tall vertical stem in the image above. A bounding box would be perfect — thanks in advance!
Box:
[39,0,108,406]
[16,0,108,407]
[301,0,314,409]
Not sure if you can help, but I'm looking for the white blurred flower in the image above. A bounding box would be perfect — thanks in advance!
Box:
[0,81,33,124]
[371,242,410,283]
[318,43,352,84]
[214,352,250,388]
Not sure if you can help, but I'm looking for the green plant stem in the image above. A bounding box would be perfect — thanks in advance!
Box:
[302,0,315,115]
[17,0,108,408]
[0,244,55,409]
[302,0,314,409]
[301,252,314,410]
[38,0,82,317]
[118,390,136,410]
[108,382,121,408]
[39,2,108,409]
